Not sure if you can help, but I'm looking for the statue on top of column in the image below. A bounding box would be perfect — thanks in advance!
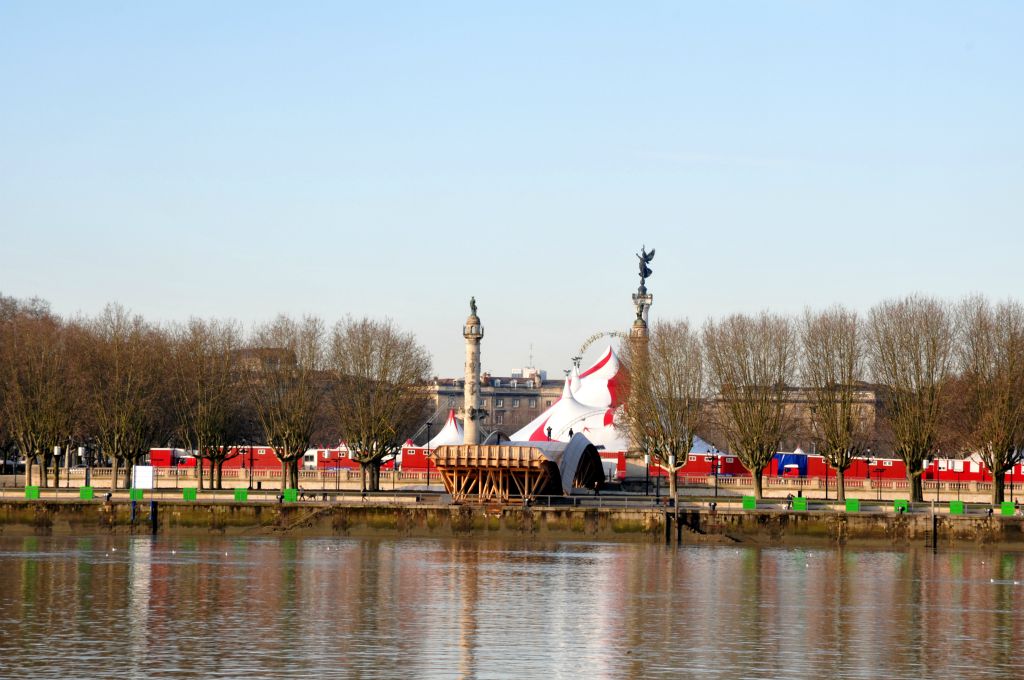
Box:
[636,246,655,293]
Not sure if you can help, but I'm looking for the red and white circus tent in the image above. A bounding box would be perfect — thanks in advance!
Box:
[427,408,464,448]
[397,408,463,469]
[510,346,630,452]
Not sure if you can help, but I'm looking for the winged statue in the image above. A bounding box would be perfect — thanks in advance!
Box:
[637,245,655,283]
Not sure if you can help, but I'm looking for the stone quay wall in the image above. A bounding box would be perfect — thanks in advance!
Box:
[3,500,1024,548]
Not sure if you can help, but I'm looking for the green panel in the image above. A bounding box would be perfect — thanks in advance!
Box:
[742,496,756,510]
[845,498,860,512]
[25,486,40,500]
[792,497,808,511]
[234,488,248,502]
[283,488,298,503]
[182,488,197,501]
[949,500,965,515]
[1001,501,1016,517]
[129,489,144,501]
[79,486,94,500]
[893,499,909,512]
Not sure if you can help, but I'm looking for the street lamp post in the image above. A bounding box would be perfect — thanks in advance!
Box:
[824,461,829,501]
[425,422,432,489]
[714,453,719,498]
[655,457,660,500]
[644,453,650,496]
[53,446,62,491]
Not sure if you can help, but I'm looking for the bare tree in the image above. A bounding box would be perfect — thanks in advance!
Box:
[0,308,76,488]
[327,317,431,493]
[957,296,1024,504]
[246,315,326,491]
[704,312,798,499]
[800,306,873,501]
[619,320,704,504]
[867,296,956,503]
[79,305,172,491]
[169,318,249,490]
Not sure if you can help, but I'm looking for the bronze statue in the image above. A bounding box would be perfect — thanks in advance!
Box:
[469,296,477,316]
[636,245,655,292]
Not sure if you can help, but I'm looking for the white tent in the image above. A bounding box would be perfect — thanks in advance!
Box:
[427,408,464,448]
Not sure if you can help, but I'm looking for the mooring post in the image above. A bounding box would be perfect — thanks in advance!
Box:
[675,508,682,544]
[149,500,158,535]
[932,512,938,552]
[665,511,672,544]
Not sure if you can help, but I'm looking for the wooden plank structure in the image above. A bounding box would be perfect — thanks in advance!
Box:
[432,441,604,504]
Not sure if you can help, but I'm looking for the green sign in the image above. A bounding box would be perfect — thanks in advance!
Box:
[1001,501,1016,517]
[894,499,909,512]
[792,497,808,511]
[950,500,965,515]
[283,488,298,503]
[234,488,248,502]
[25,486,40,500]
[845,498,860,513]
[79,486,94,500]
[742,496,756,510]
[129,489,144,501]
[182,488,197,501]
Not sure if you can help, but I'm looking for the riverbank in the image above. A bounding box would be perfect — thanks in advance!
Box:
[3,500,1024,547]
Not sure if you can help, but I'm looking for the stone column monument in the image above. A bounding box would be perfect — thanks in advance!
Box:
[631,245,655,340]
[462,297,484,444]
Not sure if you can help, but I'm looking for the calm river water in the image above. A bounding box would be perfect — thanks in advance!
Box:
[1,535,1022,679]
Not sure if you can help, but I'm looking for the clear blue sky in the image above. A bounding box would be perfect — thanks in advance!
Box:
[2,2,1021,376]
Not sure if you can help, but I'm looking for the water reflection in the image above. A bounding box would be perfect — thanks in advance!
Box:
[1,536,1022,679]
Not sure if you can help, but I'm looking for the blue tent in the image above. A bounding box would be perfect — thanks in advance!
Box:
[774,452,807,477]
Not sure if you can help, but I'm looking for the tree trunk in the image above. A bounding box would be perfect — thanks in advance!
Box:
[123,460,133,489]
[41,458,49,488]
[371,462,381,492]
[110,458,119,492]
[214,461,222,490]
[280,459,288,490]
[197,458,204,491]
[993,473,1005,505]
[836,468,846,502]
[910,473,923,503]
[290,460,299,489]
[668,467,678,504]
[360,463,368,494]
[26,456,34,487]
[752,470,763,499]
[53,464,60,489]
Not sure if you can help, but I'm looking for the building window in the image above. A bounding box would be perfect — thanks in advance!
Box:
[483,399,489,407]
[689,455,696,461]
[495,413,504,424]
[495,398,504,407]
[494,379,501,387]
[512,399,520,408]
[883,460,893,467]
[546,400,552,407]
[529,398,537,408]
